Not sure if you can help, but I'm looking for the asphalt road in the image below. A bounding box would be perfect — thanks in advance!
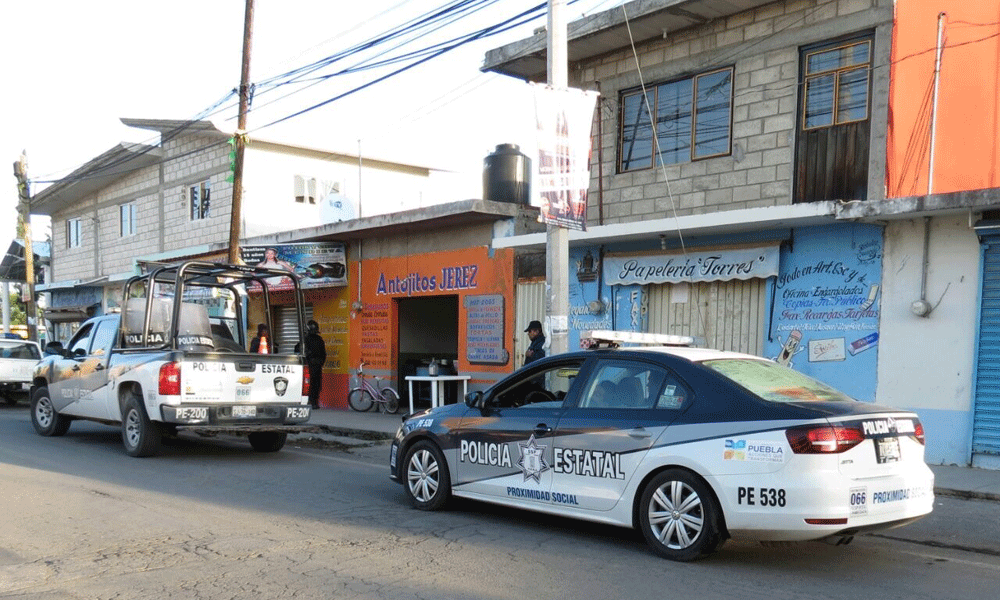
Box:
[1,404,999,600]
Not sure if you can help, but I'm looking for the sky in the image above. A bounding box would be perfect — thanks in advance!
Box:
[1,0,622,246]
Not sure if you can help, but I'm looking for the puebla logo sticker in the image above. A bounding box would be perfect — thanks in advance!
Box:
[273,376,289,397]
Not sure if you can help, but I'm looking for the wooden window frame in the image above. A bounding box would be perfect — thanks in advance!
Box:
[618,66,734,173]
[801,39,872,131]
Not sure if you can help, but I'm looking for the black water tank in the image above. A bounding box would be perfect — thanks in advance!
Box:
[483,143,531,204]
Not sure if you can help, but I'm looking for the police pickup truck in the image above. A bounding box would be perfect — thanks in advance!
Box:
[30,261,312,457]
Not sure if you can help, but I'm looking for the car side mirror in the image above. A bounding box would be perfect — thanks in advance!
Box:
[73,348,86,358]
[44,342,64,356]
[465,390,483,408]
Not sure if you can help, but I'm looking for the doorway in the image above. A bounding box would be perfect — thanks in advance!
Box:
[397,295,459,407]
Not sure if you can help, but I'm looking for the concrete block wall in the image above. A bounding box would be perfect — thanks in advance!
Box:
[576,0,888,226]
[49,132,231,284]
[161,134,232,253]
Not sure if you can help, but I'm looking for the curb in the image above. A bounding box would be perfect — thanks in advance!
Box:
[934,487,1000,503]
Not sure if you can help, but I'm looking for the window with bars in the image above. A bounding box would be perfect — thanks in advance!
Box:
[619,67,733,172]
[66,218,82,248]
[190,181,211,220]
[120,203,137,237]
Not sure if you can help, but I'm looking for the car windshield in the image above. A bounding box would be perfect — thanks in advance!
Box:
[0,341,40,360]
[701,358,854,403]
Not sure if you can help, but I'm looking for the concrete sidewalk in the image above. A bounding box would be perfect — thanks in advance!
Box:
[303,408,1000,502]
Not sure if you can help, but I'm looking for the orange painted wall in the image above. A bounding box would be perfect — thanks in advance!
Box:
[347,246,516,385]
[887,2,1000,197]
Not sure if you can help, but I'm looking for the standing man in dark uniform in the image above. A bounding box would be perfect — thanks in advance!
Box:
[304,320,327,408]
[524,320,546,365]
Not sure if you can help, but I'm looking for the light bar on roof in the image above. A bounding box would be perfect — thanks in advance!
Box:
[580,330,695,349]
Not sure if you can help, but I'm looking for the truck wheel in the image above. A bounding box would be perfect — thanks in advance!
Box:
[122,393,161,457]
[31,386,71,436]
[248,432,287,452]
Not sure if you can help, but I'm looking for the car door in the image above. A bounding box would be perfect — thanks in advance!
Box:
[48,322,95,414]
[452,357,586,505]
[74,317,119,420]
[551,357,691,511]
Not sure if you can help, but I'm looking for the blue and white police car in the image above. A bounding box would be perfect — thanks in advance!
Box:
[388,331,934,561]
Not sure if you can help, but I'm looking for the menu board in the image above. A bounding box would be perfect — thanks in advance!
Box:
[465,294,507,364]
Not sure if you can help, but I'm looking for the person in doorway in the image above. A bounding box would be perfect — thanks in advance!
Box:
[524,320,546,365]
[303,320,326,408]
[250,323,277,354]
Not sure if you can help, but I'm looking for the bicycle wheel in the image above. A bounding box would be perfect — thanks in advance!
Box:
[379,386,400,414]
[347,387,375,412]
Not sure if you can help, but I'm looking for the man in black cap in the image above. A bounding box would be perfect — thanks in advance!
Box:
[524,320,546,365]
[304,320,326,408]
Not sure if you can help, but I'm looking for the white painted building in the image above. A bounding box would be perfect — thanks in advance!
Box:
[31,118,461,339]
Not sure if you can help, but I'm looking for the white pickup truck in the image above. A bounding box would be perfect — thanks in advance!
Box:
[30,261,312,457]
[0,338,41,404]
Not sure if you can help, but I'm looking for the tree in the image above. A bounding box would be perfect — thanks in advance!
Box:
[8,290,26,326]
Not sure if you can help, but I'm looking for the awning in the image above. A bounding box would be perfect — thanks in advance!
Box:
[43,304,98,323]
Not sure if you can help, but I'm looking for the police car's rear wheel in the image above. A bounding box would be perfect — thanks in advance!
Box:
[639,469,723,561]
[404,440,450,510]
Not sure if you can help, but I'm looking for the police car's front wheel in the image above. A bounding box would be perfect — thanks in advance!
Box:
[404,440,451,510]
[639,469,724,561]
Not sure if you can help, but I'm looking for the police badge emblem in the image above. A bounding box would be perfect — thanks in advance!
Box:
[273,377,289,397]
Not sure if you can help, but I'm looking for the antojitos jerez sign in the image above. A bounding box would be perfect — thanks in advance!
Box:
[603,245,780,285]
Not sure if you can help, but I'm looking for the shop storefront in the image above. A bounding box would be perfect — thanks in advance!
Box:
[349,246,515,408]
[243,242,351,408]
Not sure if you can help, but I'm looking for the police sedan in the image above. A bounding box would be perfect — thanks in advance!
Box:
[388,331,934,561]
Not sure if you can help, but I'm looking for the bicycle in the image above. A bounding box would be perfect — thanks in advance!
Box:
[347,361,400,414]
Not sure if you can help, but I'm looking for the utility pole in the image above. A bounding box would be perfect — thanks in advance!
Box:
[227,0,255,264]
[546,0,569,356]
[12,152,37,342]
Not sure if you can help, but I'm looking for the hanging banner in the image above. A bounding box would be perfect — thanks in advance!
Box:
[241,242,347,291]
[533,83,599,231]
[604,245,780,285]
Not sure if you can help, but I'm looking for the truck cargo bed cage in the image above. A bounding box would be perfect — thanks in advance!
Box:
[121,260,306,354]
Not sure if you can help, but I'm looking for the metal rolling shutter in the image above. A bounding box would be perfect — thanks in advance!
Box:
[974,235,1000,455]
[515,281,546,369]
[274,305,313,355]
[647,279,767,355]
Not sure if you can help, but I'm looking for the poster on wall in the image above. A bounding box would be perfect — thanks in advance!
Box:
[533,83,599,231]
[465,294,508,364]
[241,242,347,291]
[766,225,883,402]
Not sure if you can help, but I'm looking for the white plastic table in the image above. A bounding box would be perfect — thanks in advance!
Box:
[404,375,471,413]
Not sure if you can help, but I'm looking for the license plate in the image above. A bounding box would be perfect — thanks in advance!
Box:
[176,407,208,420]
[287,406,310,419]
[236,387,251,399]
[232,405,256,418]
[875,437,901,463]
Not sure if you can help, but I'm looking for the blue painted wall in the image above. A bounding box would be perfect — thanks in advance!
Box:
[765,224,883,402]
